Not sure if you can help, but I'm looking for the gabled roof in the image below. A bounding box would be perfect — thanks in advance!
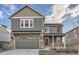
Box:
[65,26,79,35]
[0,23,7,28]
[9,5,44,19]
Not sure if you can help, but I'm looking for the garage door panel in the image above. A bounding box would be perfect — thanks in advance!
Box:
[16,38,39,49]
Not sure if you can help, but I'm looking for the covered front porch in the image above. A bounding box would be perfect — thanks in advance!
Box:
[43,33,63,50]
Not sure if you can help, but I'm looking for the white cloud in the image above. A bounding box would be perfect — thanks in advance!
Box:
[0,10,4,19]
[69,5,79,17]
[2,8,10,16]
[3,4,17,13]
[45,4,70,23]
[10,5,17,13]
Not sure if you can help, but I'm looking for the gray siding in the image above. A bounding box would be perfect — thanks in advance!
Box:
[49,26,62,33]
[65,31,74,39]
[11,18,43,32]
[65,27,79,40]
[44,26,62,33]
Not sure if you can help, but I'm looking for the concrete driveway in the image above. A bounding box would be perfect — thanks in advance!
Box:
[0,49,39,55]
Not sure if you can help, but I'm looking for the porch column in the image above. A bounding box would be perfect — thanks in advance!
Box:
[13,35,16,49]
[52,36,54,49]
[39,30,44,49]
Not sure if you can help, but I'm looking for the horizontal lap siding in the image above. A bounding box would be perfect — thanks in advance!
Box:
[11,18,43,32]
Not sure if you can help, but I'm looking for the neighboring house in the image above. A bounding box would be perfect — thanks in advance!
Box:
[64,26,79,51]
[10,6,63,49]
[0,24,11,49]
[44,23,63,49]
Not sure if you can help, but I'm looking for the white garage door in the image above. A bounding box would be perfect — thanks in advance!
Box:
[15,36,39,49]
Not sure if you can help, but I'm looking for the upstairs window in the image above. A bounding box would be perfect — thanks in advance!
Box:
[25,20,29,27]
[44,27,49,33]
[30,20,33,27]
[56,27,60,33]
[20,19,34,28]
[20,20,24,27]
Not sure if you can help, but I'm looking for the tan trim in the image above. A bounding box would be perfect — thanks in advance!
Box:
[12,32,41,34]
[11,16,43,18]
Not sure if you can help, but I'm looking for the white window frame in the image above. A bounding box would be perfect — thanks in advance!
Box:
[44,27,49,33]
[20,18,34,28]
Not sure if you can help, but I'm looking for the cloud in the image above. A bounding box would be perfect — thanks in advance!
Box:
[0,10,4,19]
[45,4,70,23]
[3,4,17,13]
[2,8,10,16]
[69,5,79,17]
[10,5,17,13]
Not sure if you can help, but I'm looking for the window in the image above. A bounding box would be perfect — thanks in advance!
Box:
[20,19,34,28]
[20,20,24,27]
[30,20,33,27]
[25,20,29,27]
[56,27,60,33]
[75,34,77,38]
[44,27,49,33]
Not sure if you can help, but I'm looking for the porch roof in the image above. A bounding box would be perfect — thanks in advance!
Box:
[44,33,64,36]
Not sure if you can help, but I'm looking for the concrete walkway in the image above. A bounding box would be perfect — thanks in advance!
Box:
[0,49,39,55]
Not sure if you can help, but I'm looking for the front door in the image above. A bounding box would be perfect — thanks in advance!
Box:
[44,37,49,47]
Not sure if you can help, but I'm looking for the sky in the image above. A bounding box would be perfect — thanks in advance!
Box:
[0,4,79,33]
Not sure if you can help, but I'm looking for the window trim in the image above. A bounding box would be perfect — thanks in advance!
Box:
[44,27,49,33]
[20,18,34,28]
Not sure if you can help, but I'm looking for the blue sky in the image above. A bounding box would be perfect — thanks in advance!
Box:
[0,4,79,33]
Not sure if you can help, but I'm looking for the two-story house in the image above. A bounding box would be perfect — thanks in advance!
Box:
[10,6,45,49]
[44,23,63,49]
[10,6,63,49]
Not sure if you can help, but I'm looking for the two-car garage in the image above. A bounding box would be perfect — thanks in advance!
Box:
[14,34,40,49]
